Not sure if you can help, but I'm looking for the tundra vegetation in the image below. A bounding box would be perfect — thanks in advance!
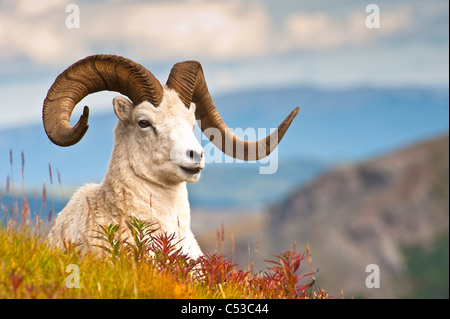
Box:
[0,185,330,299]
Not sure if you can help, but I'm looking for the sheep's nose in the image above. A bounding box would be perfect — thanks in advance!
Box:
[187,149,204,162]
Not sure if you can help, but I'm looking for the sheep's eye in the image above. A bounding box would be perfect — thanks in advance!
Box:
[138,120,151,128]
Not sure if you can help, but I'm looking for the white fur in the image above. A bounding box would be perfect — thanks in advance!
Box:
[47,88,205,259]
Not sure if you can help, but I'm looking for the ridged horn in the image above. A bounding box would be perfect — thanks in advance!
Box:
[166,61,299,160]
[43,54,163,146]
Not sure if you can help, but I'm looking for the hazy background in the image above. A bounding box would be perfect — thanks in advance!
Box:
[0,0,448,298]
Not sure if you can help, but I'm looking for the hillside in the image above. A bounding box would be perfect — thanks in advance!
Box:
[267,134,449,298]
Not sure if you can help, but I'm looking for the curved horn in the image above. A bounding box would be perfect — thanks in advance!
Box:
[166,61,299,160]
[43,54,163,146]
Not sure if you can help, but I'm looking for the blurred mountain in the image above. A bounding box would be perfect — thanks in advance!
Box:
[187,158,327,209]
[267,134,449,298]
[0,85,448,210]
[212,85,449,161]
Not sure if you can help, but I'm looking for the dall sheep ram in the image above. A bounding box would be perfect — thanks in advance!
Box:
[44,54,299,259]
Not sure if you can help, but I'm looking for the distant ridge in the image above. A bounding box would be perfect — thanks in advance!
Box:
[268,134,449,298]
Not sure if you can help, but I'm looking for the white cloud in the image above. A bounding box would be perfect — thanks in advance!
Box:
[284,12,345,50]
[0,0,71,64]
[283,5,414,50]
[0,0,271,66]
[0,0,444,69]
[16,0,68,16]
[122,1,270,60]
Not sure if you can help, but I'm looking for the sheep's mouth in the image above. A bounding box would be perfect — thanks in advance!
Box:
[179,166,202,175]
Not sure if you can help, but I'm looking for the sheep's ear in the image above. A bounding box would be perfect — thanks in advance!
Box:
[113,96,133,123]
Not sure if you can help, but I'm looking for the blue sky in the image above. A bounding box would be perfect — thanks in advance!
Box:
[0,0,448,129]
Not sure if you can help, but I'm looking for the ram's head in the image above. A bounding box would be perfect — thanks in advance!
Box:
[43,55,299,184]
